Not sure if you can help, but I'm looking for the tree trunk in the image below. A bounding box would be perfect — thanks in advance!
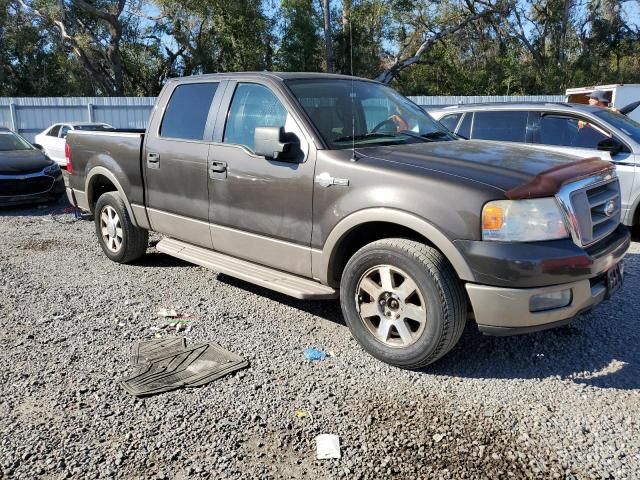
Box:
[322,0,333,73]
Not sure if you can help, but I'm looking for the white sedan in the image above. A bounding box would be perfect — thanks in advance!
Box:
[34,122,114,167]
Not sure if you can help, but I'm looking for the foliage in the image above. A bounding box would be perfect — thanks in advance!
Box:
[1,0,639,96]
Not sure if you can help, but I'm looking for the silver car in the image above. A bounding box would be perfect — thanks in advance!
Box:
[429,103,640,229]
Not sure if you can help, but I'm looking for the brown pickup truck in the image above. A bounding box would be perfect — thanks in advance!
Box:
[65,72,630,369]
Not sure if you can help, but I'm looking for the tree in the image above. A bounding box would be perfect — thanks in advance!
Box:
[277,0,322,71]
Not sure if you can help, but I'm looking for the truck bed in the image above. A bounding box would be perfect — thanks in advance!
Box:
[66,129,146,209]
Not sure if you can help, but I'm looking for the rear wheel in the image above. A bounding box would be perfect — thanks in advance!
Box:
[340,238,467,369]
[94,192,148,263]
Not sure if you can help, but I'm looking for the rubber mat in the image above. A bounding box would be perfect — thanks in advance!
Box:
[122,339,248,397]
[131,337,186,367]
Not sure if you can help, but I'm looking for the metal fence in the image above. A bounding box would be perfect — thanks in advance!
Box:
[0,97,155,141]
[0,95,564,141]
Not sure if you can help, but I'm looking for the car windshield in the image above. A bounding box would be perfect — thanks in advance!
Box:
[74,124,115,131]
[592,109,640,144]
[286,79,455,150]
[0,131,34,151]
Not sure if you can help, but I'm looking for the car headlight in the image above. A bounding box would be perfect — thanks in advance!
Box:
[482,198,569,242]
[43,163,61,175]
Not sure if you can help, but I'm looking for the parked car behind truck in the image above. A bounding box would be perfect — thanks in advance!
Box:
[65,73,630,369]
[430,103,640,231]
[0,128,64,207]
[34,122,114,168]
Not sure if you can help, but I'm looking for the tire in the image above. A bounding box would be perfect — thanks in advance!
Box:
[340,238,467,370]
[94,192,148,263]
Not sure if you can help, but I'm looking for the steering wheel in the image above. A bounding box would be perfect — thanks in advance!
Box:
[371,115,409,133]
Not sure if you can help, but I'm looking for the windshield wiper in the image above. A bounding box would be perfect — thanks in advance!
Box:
[333,133,395,142]
[420,131,451,140]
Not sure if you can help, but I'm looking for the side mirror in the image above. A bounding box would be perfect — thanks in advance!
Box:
[597,138,623,155]
[33,143,44,151]
[254,126,300,161]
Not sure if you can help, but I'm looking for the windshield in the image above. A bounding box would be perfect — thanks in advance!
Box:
[0,131,34,151]
[74,124,115,131]
[286,79,455,150]
[592,109,640,144]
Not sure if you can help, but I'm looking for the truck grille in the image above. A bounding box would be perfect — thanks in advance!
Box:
[558,174,621,247]
[0,176,54,197]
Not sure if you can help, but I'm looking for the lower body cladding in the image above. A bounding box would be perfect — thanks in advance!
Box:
[458,225,630,335]
[0,173,65,207]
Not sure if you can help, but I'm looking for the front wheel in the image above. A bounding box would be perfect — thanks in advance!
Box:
[94,192,148,263]
[340,238,467,369]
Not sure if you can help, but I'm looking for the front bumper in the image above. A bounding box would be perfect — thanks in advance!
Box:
[462,225,630,335]
[467,277,609,335]
[0,173,65,207]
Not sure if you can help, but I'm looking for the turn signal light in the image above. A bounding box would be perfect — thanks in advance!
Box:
[482,205,504,230]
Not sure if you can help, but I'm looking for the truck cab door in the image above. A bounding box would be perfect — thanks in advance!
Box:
[206,80,316,277]
[143,80,226,249]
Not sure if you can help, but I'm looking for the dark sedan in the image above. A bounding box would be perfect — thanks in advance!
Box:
[0,128,65,207]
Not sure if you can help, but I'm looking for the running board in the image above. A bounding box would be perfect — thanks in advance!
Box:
[156,237,337,300]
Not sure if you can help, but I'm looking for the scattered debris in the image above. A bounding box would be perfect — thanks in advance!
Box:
[316,434,341,459]
[304,347,327,361]
[433,433,445,443]
[158,308,178,318]
[295,410,311,419]
[122,337,248,397]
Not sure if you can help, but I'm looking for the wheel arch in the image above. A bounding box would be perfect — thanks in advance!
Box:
[315,208,475,287]
[85,167,138,227]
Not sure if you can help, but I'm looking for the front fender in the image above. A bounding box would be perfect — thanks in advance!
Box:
[312,207,475,286]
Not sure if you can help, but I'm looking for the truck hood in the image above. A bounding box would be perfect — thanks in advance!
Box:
[358,140,588,193]
[0,149,53,175]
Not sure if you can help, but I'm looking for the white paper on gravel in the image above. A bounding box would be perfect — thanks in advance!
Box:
[316,434,341,459]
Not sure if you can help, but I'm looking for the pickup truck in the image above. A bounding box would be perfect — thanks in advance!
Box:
[66,72,630,369]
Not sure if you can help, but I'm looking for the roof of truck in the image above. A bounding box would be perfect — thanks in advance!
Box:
[168,71,377,83]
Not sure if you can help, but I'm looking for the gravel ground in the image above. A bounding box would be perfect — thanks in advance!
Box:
[1,197,639,479]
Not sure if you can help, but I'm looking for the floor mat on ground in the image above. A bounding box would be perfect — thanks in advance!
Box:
[122,337,248,397]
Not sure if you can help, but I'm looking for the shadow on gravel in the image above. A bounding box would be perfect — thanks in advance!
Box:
[0,196,71,217]
[132,252,193,268]
[219,257,639,391]
[427,252,640,391]
[217,274,346,326]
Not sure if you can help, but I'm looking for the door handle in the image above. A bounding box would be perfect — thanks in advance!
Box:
[147,152,160,169]
[210,161,227,173]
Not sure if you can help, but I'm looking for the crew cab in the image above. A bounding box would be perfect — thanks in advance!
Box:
[65,73,630,369]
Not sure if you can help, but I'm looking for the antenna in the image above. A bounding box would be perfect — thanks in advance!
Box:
[349,13,358,162]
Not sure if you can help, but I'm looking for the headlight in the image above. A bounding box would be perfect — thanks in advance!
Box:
[482,198,569,242]
[43,163,61,175]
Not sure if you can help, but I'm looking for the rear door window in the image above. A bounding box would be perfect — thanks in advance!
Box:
[471,111,528,142]
[160,83,218,140]
[60,125,71,138]
[223,83,288,152]
[536,114,610,149]
[47,125,61,137]
[440,113,462,132]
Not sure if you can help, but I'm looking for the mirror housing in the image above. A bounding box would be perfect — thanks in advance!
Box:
[33,143,44,151]
[254,126,300,161]
[597,138,623,155]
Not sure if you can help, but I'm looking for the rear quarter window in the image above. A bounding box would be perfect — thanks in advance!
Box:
[160,83,218,140]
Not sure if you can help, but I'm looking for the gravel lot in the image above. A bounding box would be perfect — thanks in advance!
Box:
[1,197,639,479]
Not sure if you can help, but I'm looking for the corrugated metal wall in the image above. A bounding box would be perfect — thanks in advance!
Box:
[0,97,155,141]
[0,95,564,141]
